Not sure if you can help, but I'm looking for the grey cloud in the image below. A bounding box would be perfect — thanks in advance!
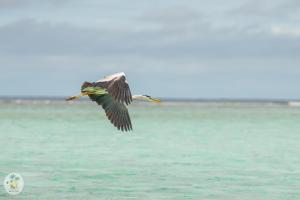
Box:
[0,0,299,98]
[140,6,202,25]
[138,6,212,39]
[0,0,69,9]
[0,18,299,60]
[224,0,300,37]
[0,0,29,8]
[229,0,300,20]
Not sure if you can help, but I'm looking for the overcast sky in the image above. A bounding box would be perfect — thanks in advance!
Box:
[0,0,299,99]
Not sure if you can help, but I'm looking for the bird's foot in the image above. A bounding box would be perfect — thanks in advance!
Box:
[65,96,77,101]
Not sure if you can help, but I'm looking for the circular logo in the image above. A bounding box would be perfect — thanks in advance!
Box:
[3,173,24,195]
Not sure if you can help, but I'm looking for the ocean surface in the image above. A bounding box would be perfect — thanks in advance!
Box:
[0,99,300,200]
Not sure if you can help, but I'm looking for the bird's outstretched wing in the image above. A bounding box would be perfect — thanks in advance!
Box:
[93,72,132,105]
[88,94,132,131]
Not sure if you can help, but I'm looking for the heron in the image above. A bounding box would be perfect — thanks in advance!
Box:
[66,72,160,131]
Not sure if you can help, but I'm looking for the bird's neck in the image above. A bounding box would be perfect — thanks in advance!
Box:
[132,95,150,101]
[132,95,161,103]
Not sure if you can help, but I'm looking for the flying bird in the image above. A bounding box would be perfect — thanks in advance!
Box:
[66,72,160,131]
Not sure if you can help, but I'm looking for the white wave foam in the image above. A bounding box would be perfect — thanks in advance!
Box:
[288,101,300,107]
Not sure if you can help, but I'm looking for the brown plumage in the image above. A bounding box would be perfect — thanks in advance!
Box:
[88,72,132,131]
[94,72,132,105]
[88,94,132,131]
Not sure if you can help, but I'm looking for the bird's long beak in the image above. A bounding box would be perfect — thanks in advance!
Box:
[149,97,161,103]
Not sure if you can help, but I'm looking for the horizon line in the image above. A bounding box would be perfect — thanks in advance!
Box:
[0,95,299,102]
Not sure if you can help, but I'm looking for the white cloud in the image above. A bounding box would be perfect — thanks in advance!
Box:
[271,26,300,37]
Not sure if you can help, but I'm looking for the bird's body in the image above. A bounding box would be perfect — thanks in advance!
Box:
[66,72,160,131]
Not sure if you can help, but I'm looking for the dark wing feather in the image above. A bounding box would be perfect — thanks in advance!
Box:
[88,94,132,131]
[93,72,132,105]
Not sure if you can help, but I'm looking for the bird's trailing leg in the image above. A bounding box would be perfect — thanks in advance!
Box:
[65,92,88,101]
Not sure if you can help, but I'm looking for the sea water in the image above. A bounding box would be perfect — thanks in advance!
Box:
[0,99,300,199]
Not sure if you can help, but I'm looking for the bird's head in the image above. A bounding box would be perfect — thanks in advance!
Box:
[144,95,161,103]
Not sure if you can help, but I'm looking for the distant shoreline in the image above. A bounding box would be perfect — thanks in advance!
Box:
[0,96,299,104]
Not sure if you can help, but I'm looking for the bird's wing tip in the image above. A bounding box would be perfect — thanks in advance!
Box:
[117,72,126,76]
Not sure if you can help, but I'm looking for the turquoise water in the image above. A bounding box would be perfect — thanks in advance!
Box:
[0,100,300,199]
